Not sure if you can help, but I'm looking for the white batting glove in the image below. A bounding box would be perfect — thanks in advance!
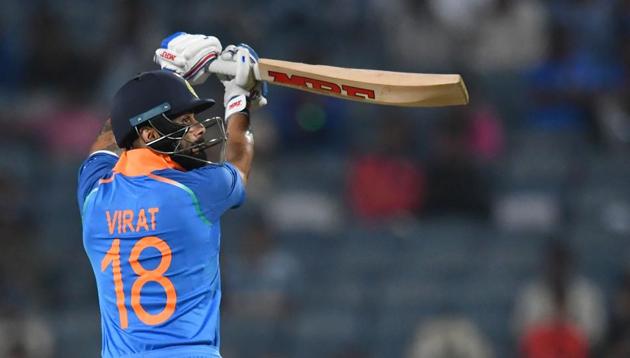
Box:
[218,44,268,119]
[154,32,222,86]
[239,43,268,110]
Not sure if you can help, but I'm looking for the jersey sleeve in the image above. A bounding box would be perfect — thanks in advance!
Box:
[77,151,119,209]
[184,162,246,220]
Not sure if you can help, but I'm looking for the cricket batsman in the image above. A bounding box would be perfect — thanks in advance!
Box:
[77,33,266,357]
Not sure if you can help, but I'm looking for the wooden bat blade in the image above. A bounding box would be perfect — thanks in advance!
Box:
[258,59,469,107]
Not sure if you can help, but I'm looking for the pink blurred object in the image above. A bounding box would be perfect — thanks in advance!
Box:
[468,105,505,162]
[28,105,103,158]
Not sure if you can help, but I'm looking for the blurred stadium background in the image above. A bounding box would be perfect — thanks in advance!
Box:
[1,0,630,357]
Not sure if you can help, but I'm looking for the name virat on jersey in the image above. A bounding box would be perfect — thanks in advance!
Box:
[105,208,160,235]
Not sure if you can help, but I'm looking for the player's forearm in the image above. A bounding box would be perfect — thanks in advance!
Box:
[90,119,122,155]
[225,113,254,183]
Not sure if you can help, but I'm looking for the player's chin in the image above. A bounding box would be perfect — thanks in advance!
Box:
[191,150,208,161]
[172,148,208,170]
[183,142,208,161]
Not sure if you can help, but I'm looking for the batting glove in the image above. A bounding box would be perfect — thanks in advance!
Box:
[154,32,222,86]
[218,44,268,119]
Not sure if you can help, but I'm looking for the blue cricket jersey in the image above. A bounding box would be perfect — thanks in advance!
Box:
[77,148,245,358]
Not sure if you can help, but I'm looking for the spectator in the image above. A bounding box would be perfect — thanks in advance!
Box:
[367,0,454,69]
[519,283,589,358]
[471,0,548,72]
[426,0,492,37]
[347,116,425,221]
[525,24,620,143]
[513,241,607,351]
[467,103,505,164]
[406,316,494,358]
[0,309,54,358]
[520,324,588,358]
[268,190,343,233]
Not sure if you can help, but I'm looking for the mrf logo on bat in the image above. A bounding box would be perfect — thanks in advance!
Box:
[267,71,376,100]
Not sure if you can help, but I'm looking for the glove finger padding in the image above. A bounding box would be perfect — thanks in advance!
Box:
[237,43,262,78]
[234,47,255,89]
[237,43,268,109]
[221,45,257,91]
[154,32,222,86]
[220,45,238,61]
[169,34,205,53]
[181,37,221,59]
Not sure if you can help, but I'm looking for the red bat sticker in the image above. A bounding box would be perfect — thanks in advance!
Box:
[267,71,376,100]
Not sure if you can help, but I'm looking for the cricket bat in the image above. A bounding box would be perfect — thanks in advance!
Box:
[208,58,469,107]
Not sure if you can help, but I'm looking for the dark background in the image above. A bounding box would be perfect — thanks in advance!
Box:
[1,0,630,357]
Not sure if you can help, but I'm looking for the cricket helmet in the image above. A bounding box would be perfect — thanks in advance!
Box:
[110,70,226,168]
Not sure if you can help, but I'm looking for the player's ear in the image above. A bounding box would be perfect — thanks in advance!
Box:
[138,126,159,144]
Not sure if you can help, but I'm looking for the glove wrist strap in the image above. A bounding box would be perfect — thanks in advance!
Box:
[225,94,249,120]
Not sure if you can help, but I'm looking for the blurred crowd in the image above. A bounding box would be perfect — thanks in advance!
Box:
[1,0,630,357]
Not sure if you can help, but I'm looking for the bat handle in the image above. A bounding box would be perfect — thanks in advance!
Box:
[206,58,237,77]
[207,58,263,81]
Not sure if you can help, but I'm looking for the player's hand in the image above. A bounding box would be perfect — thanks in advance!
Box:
[218,44,268,118]
[154,32,222,86]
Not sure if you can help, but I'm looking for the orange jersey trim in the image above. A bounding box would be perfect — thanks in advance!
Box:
[112,148,185,176]
[99,172,118,184]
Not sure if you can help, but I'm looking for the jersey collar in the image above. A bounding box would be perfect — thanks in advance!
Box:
[113,148,185,176]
